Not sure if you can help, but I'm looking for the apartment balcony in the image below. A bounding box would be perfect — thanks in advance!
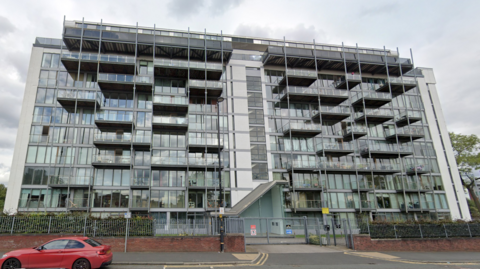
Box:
[360,144,413,158]
[311,106,350,124]
[278,122,322,137]
[277,86,319,102]
[319,88,349,105]
[92,155,131,167]
[286,160,319,172]
[376,77,417,95]
[56,90,101,108]
[188,137,223,153]
[342,126,368,141]
[292,180,323,190]
[132,135,152,149]
[355,200,376,211]
[95,112,134,130]
[66,198,89,211]
[319,160,364,174]
[395,111,422,127]
[400,202,422,212]
[352,181,375,192]
[351,91,392,108]
[332,74,362,90]
[188,79,223,97]
[151,157,188,169]
[154,59,223,80]
[405,164,431,175]
[279,69,318,87]
[153,95,189,112]
[316,142,354,157]
[131,177,150,189]
[371,162,402,174]
[354,109,394,124]
[188,158,222,170]
[188,104,219,114]
[385,126,425,142]
[396,182,432,193]
[93,133,132,147]
[98,73,152,92]
[289,200,323,211]
[61,53,135,73]
[48,176,93,188]
[152,116,188,131]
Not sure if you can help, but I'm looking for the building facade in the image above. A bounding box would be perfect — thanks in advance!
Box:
[4,19,470,223]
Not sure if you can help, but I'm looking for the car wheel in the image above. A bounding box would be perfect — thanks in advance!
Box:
[72,258,90,269]
[2,258,21,269]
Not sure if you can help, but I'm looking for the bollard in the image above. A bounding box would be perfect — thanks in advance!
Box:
[331,218,336,246]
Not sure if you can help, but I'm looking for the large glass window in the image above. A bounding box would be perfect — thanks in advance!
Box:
[151,170,185,187]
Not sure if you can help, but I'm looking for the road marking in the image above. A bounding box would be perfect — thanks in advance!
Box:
[232,254,259,260]
[344,252,480,265]
[353,252,399,259]
[163,253,269,268]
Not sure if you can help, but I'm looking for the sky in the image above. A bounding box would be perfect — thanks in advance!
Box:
[0,0,479,186]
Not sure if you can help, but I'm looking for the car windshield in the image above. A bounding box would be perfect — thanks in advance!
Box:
[84,239,103,247]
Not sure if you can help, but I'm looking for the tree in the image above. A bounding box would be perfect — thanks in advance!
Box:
[467,199,480,219]
[0,184,6,212]
[449,132,480,214]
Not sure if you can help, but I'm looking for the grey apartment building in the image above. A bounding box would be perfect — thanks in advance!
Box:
[4,19,470,223]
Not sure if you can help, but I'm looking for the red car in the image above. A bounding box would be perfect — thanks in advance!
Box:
[0,237,112,269]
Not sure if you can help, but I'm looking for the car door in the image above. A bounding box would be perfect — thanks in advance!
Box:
[27,239,68,268]
[61,240,88,268]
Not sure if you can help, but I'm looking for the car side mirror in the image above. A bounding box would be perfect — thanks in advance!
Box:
[36,246,43,251]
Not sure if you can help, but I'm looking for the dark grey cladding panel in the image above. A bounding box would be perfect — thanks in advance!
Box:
[358,54,383,63]
[83,30,100,38]
[102,31,136,42]
[223,42,233,50]
[268,46,284,54]
[315,50,342,59]
[206,40,221,49]
[285,47,313,57]
[138,34,154,43]
[344,53,356,60]
[385,56,399,64]
[65,27,82,37]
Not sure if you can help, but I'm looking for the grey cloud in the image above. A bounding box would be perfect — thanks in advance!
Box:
[0,16,15,36]
[359,2,399,17]
[209,0,245,14]
[234,23,328,43]
[167,0,206,18]
[5,52,30,82]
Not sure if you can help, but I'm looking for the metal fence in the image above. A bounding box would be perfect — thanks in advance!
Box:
[0,216,153,237]
[365,222,480,239]
[153,218,244,236]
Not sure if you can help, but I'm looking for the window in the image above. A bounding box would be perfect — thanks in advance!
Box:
[33,106,53,124]
[36,88,55,104]
[150,190,185,208]
[134,151,151,166]
[248,92,263,107]
[102,93,133,108]
[252,163,268,180]
[136,112,152,127]
[248,109,264,124]
[154,79,186,94]
[95,169,130,186]
[84,239,102,247]
[151,170,185,187]
[246,76,262,91]
[249,126,266,142]
[65,240,85,249]
[39,70,57,87]
[41,53,60,69]
[251,144,267,161]
[137,94,152,109]
[42,240,69,250]
[153,132,186,148]
[139,61,154,75]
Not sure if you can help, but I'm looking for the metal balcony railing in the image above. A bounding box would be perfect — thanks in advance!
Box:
[154,59,222,70]
[93,155,131,164]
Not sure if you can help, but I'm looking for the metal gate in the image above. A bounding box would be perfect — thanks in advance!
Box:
[243,217,309,245]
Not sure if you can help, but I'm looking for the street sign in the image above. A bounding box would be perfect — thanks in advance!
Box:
[124,212,131,219]
[322,208,330,214]
[286,229,293,235]
[250,225,256,236]
[219,207,225,214]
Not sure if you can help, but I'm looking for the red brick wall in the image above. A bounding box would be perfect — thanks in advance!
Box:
[354,234,480,251]
[0,234,245,253]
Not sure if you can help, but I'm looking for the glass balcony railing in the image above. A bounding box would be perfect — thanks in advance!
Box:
[189,104,219,113]
[57,90,101,101]
[351,91,392,103]
[312,106,350,117]
[29,135,49,144]
[32,115,53,124]
[371,163,401,171]
[49,176,93,185]
[151,157,187,165]
[341,125,368,136]
[153,95,189,105]
[132,177,150,186]
[316,142,353,151]
[287,160,318,169]
[357,180,374,189]
[332,74,362,87]
[293,180,322,189]
[152,116,188,125]
[189,178,229,188]
[66,198,89,209]
[96,111,134,122]
[383,77,416,85]
[154,59,222,70]
[319,88,349,96]
[98,74,152,84]
[319,161,367,170]
[294,200,322,208]
[360,200,376,209]
[188,137,223,146]
[93,155,131,164]
[278,86,319,97]
[189,158,220,166]
[62,53,135,64]
[278,122,322,133]
[355,108,393,119]
[189,80,223,89]
[384,126,425,137]
[94,133,132,143]
[286,69,317,78]
[402,181,419,190]
[133,135,151,143]
[360,143,412,153]
[405,164,431,174]
[395,110,422,121]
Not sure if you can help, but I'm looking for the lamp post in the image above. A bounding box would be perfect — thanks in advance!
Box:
[217,96,225,252]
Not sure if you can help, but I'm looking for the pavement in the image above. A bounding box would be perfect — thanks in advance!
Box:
[111,251,261,265]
